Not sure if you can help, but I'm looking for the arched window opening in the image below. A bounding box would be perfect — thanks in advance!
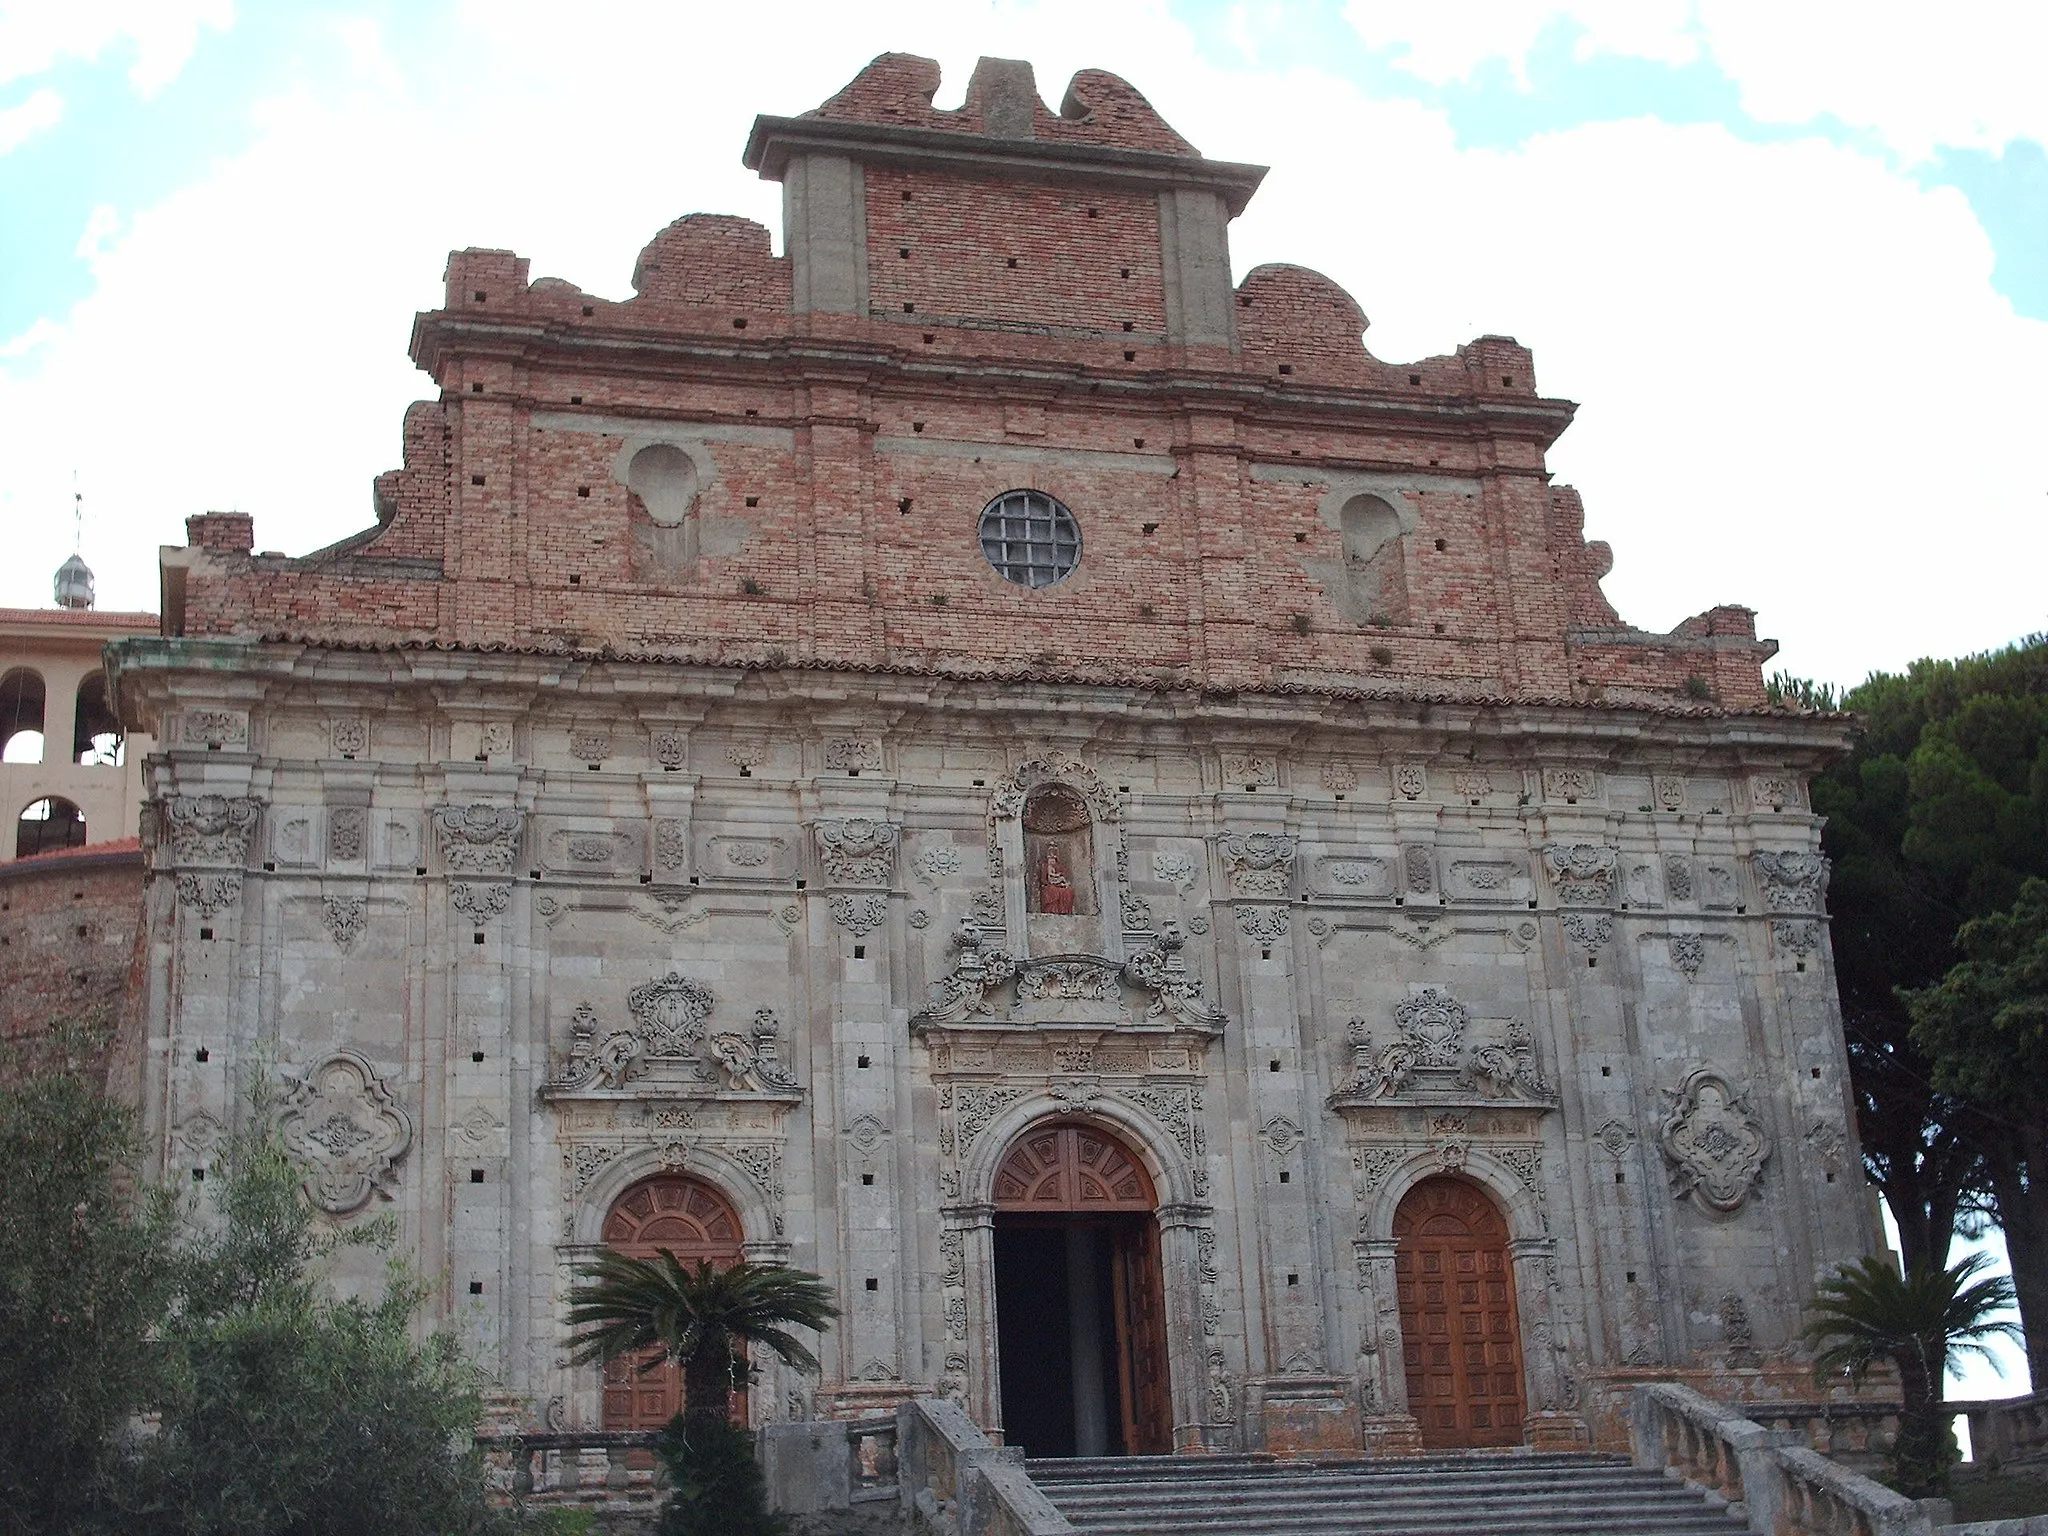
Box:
[1338,493,1409,623]
[0,669,46,764]
[1022,783,1095,916]
[72,672,123,767]
[17,797,87,859]
[598,1174,746,1430]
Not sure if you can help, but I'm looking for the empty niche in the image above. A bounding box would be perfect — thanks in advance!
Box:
[624,442,703,575]
[1337,493,1409,623]
[1298,482,1418,626]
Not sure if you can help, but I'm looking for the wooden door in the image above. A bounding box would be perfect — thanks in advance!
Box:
[993,1123,1155,1211]
[1112,1218,1173,1454]
[1393,1176,1525,1448]
[599,1175,745,1429]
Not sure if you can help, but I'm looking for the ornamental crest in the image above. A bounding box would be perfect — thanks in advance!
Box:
[815,818,901,886]
[1754,851,1829,914]
[1659,1068,1770,1213]
[1394,986,1467,1068]
[161,794,262,867]
[1542,843,1618,906]
[628,971,714,1056]
[432,804,523,874]
[277,1051,413,1214]
[1218,831,1297,896]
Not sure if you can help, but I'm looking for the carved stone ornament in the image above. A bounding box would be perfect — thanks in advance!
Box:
[1218,831,1297,896]
[1394,986,1467,1069]
[1222,752,1278,787]
[651,730,688,770]
[177,871,242,916]
[1466,1019,1549,1099]
[913,916,1226,1033]
[655,820,687,875]
[814,818,901,886]
[1394,763,1427,801]
[1659,1068,1770,1214]
[330,717,368,757]
[556,1002,647,1090]
[1452,770,1492,803]
[569,728,611,764]
[432,804,524,874]
[1654,775,1688,812]
[913,843,962,886]
[1321,759,1357,792]
[1542,843,1618,906]
[822,735,883,772]
[1562,912,1612,950]
[1119,889,1154,931]
[161,794,261,867]
[451,882,509,923]
[628,971,715,1056]
[1754,851,1829,913]
[829,893,887,935]
[1773,919,1821,958]
[1669,933,1707,978]
[1236,905,1289,943]
[1665,855,1695,904]
[1543,767,1599,804]
[1402,845,1434,895]
[277,1051,414,1214]
[327,807,365,862]
[1752,774,1798,811]
[185,709,248,748]
[321,895,366,947]
[1337,989,1549,1101]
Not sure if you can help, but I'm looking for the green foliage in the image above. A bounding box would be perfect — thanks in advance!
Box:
[652,1415,784,1536]
[0,1026,181,1536]
[1767,672,1843,712]
[122,1113,512,1536]
[1907,878,2048,1115]
[566,1252,838,1413]
[1804,1253,2020,1497]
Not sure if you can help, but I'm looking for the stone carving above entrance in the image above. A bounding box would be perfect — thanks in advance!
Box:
[1659,1068,1770,1214]
[911,917,1226,1034]
[549,978,801,1103]
[277,1051,413,1214]
[1333,987,1551,1106]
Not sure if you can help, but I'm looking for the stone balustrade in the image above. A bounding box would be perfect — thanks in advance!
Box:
[1744,1401,1903,1472]
[1952,1391,2048,1470]
[1631,1382,1954,1536]
[475,1428,664,1506]
[896,1397,1074,1536]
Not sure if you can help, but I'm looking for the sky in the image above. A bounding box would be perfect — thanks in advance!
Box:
[0,0,2036,1404]
[2,1,2045,689]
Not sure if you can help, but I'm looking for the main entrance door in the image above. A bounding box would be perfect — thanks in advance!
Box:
[991,1122,1172,1458]
[599,1174,745,1429]
[1393,1175,1526,1448]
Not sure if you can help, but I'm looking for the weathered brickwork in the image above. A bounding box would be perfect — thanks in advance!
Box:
[112,55,1876,1457]
[0,841,146,1096]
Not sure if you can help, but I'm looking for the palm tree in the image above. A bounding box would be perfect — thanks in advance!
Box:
[1803,1252,2020,1497]
[566,1252,839,1429]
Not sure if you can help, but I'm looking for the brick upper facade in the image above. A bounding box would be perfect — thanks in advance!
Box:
[157,54,1777,714]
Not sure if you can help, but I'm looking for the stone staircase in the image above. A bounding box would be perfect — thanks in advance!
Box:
[1027,1450,1747,1535]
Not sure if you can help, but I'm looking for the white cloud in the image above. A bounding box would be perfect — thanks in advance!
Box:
[1342,0,2048,161]
[0,84,61,154]
[0,0,233,98]
[73,202,121,264]
[0,0,2042,690]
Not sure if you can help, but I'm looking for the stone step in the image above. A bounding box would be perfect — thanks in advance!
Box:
[1026,1451,1744,1536]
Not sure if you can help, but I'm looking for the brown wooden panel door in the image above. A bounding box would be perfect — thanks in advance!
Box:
[1393,1176,1525,1448]
[1112,1217,1173,1455]
[599,1174,746,1430]
[993,1123,1156,1211]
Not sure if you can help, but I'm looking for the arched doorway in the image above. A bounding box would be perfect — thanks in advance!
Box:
[1393,1175,1526,1449]
[992,1121,1171,1457]
[599,1174,744,1429]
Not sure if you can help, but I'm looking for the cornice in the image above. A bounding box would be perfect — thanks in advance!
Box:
[742,113,1268,215]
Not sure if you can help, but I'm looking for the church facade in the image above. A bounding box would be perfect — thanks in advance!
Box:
[110,55,1873,1457]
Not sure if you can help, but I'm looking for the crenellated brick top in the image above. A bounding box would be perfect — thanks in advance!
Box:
[147,54,1784,717]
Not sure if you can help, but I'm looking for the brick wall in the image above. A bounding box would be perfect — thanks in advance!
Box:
[0,840,146,1100]
[154,55,1780,718]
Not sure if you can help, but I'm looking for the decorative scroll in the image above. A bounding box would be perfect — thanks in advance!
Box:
[911,917,1225,1033]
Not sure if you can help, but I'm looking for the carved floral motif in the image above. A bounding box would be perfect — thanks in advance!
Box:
[177,872,241,916]
[1542,843,1618,906]
[1562,912,1612,950]
[451,882,509,923]
[828,893,887,935]
[1754,851,1829,913]
[330,717,368,757]
[1217,831,1296,896]
[1394,764,1427,801]
[628,971,714,1056]
[321,895,366,947]
[432,804,523,874]
[1236,905,1289,943]
[161,794,261,867]
[327,807,364,862]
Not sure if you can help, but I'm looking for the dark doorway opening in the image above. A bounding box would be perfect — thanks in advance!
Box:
[989,1121,1171,1458]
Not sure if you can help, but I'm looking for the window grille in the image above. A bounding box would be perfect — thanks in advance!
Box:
[977,490,1081,588]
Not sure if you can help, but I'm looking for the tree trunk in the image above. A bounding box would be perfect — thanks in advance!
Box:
[1889,1345,1955,1498]
[1986,1126,2048,1392]
[683,1342,736,1429]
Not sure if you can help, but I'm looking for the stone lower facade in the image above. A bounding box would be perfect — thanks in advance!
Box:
[111,651,1875,1451]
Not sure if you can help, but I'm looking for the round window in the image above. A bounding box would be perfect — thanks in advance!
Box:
[978,490,1081,589]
